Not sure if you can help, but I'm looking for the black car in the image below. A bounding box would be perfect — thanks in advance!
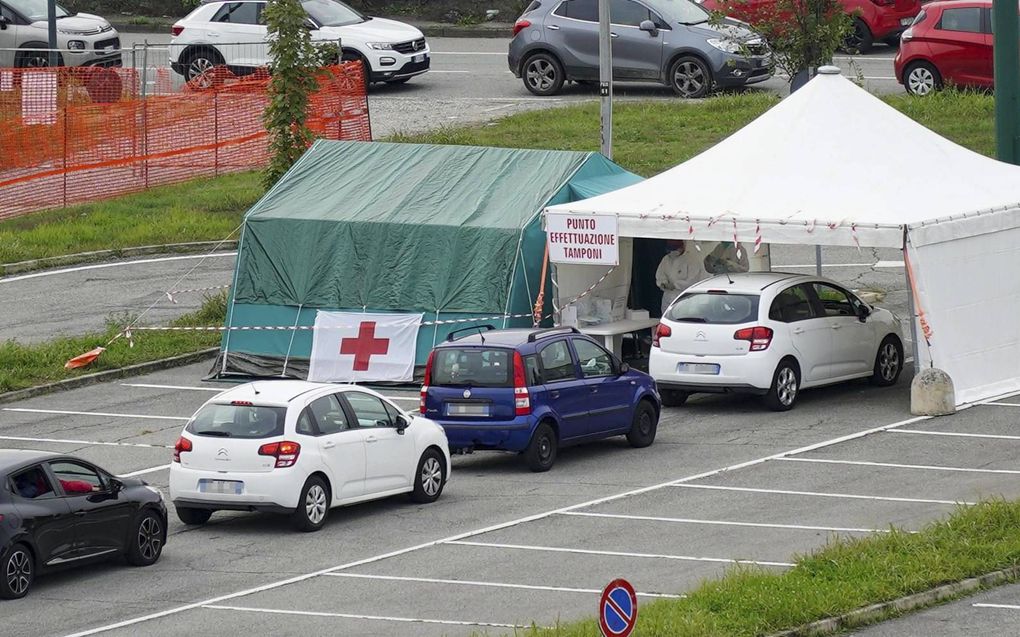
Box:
[0,450,167,599]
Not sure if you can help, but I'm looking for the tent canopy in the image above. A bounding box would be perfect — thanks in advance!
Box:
[546,69,1020,250]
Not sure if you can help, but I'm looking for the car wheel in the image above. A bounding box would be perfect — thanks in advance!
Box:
[764,359,800,411]
[844,19,874,54]
[626,400,658,448]
[184,48,224,85]
[126,510,165,567]
[175,506,212,526]
[660,389,689,407]
[522,52,565,96]
[870,336,904,387]
[291,475,330,532]
[342,50,371,91]
[410,448,446,503]
[904,61,942,96]
[669,56,712,99]
[0,544,33,600]
[883,36,901,48]
[15,49,62,68]
[524,421,558,472]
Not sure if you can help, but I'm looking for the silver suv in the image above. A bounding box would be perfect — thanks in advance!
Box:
[0,0,120,68]
[509,0,771,98]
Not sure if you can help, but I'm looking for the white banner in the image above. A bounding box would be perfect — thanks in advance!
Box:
[308,312,423,383]
[546,213,619,266]
[22,71,58,125]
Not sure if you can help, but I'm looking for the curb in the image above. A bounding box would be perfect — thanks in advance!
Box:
[0,347,220,405]
[769,566,1020,637]
[109,20,511,38]
[1,241,238,277]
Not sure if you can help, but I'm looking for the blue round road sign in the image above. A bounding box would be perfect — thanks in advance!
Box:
[599,578,638,637]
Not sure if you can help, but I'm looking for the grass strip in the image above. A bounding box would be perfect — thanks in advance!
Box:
[515,499,1020,636]
[0,293,227,394]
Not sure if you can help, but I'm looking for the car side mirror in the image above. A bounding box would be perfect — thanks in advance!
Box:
[857,304,871,322]
[639,20,658,35]
[302,19,316,30]
[108,478,124,493]
[395,415,409,434]
[0,16,9,30]
[618,362,630,374]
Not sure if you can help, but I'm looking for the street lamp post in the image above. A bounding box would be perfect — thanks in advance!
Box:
[47,0,58,67]
[598,0,613,158]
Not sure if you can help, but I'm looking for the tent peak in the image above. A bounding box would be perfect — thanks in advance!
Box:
[817,65,840,75]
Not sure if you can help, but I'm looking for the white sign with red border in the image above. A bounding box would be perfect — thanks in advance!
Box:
[546,213,619,266]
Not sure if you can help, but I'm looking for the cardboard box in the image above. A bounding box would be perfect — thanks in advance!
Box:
[626,308,650,321]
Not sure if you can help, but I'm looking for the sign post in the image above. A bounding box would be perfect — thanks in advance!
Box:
[598,0,613,159]
[599,578,638,637]
[546,213,619,266]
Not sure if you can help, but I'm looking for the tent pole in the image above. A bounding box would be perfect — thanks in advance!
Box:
[815,245,822,276]
[903,240,920,375]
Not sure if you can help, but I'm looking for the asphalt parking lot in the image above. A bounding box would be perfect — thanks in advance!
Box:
[3,348,1020,636]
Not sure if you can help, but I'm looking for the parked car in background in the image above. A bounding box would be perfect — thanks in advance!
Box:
[894,0,991,95]
[169,0,429,86]
[650,273,904,411]
[170,381,450,532]
[700,0,920,53]
[0,450,166,600]
[0,0,120,68]
[421,326,661,472]
[508,0,773,98]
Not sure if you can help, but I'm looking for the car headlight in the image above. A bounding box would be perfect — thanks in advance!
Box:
[367,42,394,50]
[707,38,743,54]
[67,40,86,51]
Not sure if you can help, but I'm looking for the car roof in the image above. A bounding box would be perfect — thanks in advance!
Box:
[683,271,815,295]
[211,380,338,406]
[0,449,61,472]
[923,0,989,7]
[442,329,536,347]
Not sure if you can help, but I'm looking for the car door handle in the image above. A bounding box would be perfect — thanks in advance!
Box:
[590,387,599,393]
[74,510,87,517]
[550,390,560,399]
[546,24,560,30]
[610,32,619,38]
[792,327,804,334]
[323,441,336,449]
[366,436,378,444]
[831,324,842,330]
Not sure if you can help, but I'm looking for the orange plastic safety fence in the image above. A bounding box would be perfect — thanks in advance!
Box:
[0,62,370,220]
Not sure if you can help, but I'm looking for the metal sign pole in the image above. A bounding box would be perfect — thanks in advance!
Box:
[46,0,58,66]
[598,0,613,159]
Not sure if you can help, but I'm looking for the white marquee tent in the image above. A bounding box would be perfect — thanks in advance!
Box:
[545,67,1020,405]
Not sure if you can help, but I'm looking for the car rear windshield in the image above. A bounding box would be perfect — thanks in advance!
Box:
[667,292,760,324]
[431,348,512,387]
[185,403,287,439]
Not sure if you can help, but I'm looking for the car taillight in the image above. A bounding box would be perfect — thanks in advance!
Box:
[259,441,301,468]
[512,19,531,36]
[171,24,184,36]
[652,323,671,348]
[734,326,774,351]
[420,350,435,414]
[173,436,192,463]
[513,351,531,416]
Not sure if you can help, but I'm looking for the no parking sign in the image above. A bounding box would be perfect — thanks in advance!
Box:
[599,579,638,637]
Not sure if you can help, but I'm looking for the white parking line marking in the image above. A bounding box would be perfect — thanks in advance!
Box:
[0,435,172,449]
[3,408,188,421]
[202,605,527,629]
[0,253,237,283]
[559,511,902,534]
[120,464,171,477]
[444,540,796,568]
[121,383,225,392]
[60,414,929,636]
[778,456,1020,475]
[324,572,682,598]
[889,429,1020,441]
[431,51,507,55]
[973,603,1020,610]
[672,484,974,506]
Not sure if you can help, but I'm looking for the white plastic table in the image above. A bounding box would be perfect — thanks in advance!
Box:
[577,318,660,358]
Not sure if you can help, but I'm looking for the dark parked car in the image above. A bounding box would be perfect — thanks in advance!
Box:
[894,0,991,95]
[508,0,773,98]
[0,450,167,599]
[421,326,661,472]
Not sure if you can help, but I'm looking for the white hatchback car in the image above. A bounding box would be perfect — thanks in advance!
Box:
[169,0,429,85]
[650,272,904,411]
[169,381,450,532]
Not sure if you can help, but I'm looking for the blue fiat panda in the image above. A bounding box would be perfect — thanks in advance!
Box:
[420,327,660,472]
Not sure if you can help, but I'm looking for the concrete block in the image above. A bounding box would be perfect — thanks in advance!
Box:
[910,368,955,416]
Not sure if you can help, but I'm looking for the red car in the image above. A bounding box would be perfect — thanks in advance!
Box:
[701,0,920,52]
[894,0,991,95]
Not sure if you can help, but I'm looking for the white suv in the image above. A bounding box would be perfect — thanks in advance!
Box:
[169,0,429,85]
[650,272,904,411]
[169,381,450,532]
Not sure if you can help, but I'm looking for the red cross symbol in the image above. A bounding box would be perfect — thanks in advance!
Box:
[340,322,390,371]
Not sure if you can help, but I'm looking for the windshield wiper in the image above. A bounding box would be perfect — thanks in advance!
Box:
[194,430,231,437]
[674,317,708,323]
[679,19,708,25]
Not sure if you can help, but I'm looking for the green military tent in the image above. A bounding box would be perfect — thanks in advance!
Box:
[211,140,641,379]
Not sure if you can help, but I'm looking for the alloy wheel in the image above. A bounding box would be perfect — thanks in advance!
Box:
[137,516,163,562]
[6,550,31,597]
[187,57,215,82]
[538,434,553,463]
[777,367,798,406]
[420,457,442,497]
[305,484,327,524]
[673,62,705,97]
[879,343,901,381]
[526,59,556,92]
[907,67,935,96]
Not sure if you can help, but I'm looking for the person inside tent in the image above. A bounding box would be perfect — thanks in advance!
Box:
[655,239,706,316]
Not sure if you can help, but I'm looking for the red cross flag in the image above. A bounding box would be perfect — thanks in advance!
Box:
[308,312,423,383]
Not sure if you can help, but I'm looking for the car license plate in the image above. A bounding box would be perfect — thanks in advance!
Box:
[413,54,425,63]
[900,17,913,26]
[447,403,489,416]
[677,362,720,375]
[198,479,243,495]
